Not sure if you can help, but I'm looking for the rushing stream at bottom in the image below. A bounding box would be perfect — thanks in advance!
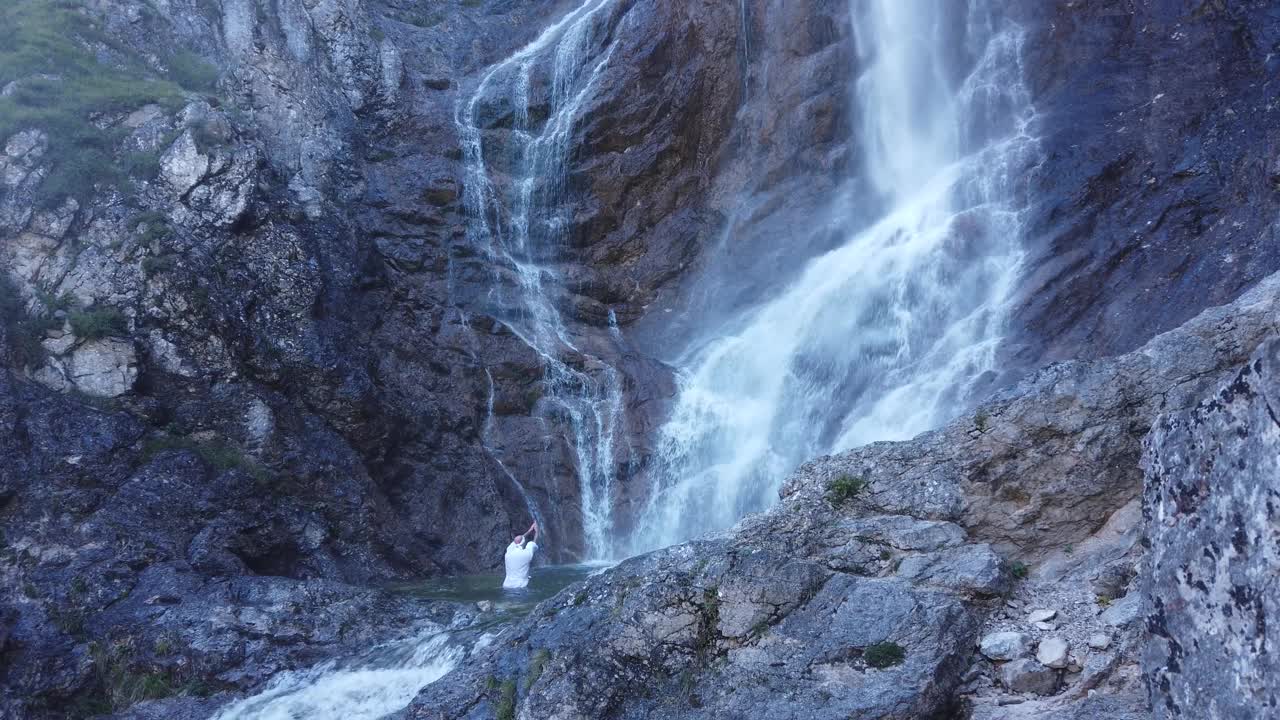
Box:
[208,565,607,720]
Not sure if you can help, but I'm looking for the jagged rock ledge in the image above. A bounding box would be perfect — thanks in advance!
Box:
[402,271,1280,719]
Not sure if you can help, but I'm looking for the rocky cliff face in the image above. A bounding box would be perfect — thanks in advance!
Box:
[2,0,1279,717]
[1008,0,1280,366]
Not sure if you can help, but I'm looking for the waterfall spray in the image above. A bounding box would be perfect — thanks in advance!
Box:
[628,0,1040,553]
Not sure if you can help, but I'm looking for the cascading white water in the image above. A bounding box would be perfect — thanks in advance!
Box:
[209,627,465,720]
[456,0,627,560]
[627,0,1039,553]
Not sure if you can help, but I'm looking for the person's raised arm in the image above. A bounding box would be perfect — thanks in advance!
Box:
[526,521,538,543]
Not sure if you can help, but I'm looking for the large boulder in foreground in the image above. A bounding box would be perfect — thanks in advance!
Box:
[1141,338,1280,720]
[404,272,1280,719]
[407,523,1002,720]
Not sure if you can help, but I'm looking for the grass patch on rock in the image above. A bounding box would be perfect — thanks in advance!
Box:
[0,274,61,368]
[142,434,270,482]
[69,305,127,340]
[85,638,214,714]
[495,678,517,720]
[0,0,191,206]
[863,641,906,669]
[827,474,867,504]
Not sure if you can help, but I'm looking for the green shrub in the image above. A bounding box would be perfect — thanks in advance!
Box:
[190,117,229,151]
[863,641,906,669]
[69,305,127,340]
[87,639,211,713]
[827,474,867,504]
[974,410,990,432]
[1010,561,1029,580]
[0,274,62,368]
[141,434,270,482]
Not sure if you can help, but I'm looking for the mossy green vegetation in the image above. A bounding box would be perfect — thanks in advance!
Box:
[863,641,906,669]
[164,50,220,93]
[84,638,214,714]
[0,0,217,206]
[525,649,550,691]
[142,434,270,482]
[495,678,517,720]
[1010,561,1029,580]
[68,305,127,340]
[827,473,867,504]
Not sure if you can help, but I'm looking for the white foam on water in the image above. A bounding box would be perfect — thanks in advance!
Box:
[209,630,461,720]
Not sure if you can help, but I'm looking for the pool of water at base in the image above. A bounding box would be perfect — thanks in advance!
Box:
[389,562,613,621]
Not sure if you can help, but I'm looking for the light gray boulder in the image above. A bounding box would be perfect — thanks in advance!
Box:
[67,338,138,397]
[1141,337,1280,719]
[999,658,1059,696]
[980,631,1033,661]
[1036,637,1069,669]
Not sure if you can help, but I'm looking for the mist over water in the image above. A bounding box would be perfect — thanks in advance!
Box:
[625,0,1039,554]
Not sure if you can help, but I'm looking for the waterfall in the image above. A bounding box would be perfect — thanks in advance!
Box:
[455,0,628,560]
[627,0,1039,553]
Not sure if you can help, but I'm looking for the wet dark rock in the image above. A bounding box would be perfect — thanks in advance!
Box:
[1009,0,1280,368]
[0,367,459,717]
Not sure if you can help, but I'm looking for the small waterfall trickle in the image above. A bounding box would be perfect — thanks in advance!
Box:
[627,0,1040,553]
[455,0,628,560]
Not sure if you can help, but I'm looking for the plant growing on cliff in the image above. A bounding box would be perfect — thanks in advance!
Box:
[70,305,128,340]
[86,638,211,713]
[827,474,867,504]
[0,275,63,369]
[141,434,271,483]
[164,50,220,93]
[863,641,906,669]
